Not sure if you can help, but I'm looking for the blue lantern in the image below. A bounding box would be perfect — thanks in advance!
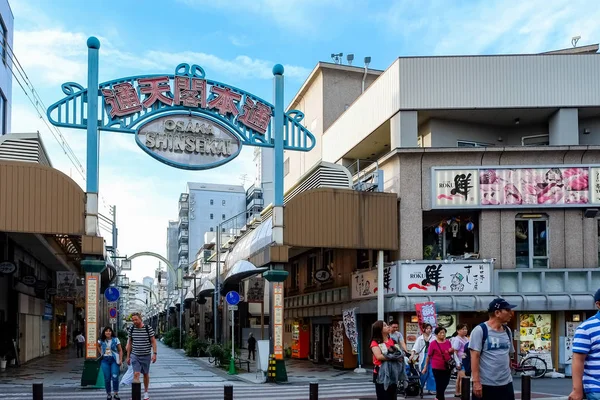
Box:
[435,226,443,235]
[466,222,475,232]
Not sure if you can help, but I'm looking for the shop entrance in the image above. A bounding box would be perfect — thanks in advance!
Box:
[312,323,332,363]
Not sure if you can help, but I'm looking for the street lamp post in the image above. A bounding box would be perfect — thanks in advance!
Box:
[183,273,199,337]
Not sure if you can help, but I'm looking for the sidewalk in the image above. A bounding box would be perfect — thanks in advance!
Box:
[0,342,234,389]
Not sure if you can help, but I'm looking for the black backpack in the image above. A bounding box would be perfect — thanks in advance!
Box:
[464,323,511,377]
[128,325,152,346]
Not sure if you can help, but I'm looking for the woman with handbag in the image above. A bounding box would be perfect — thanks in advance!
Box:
[422,327,455,400]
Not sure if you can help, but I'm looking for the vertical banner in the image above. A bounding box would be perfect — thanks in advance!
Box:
[342,308,359,355]
[415,301,437,333]
[273,282,284,360]
[85,273,99,359]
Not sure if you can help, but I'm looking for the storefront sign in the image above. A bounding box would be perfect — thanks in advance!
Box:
[405,323,419,350]
[415,302,437,331]
[34,280,48,291]
[432,165,600,209]
[273,282,284,360]
[437,314,457,336]
[85,274,99,359]
[246,277,264,303]
[400,262,491,293]
[136,114,242,170]
[332,321,345,362]
[22,275,36,286]
[565,321,581,365]
[0,261,16,275]
[351,263,397,299]
[314,268,332,283]
[43,303,53,320]
[519,313,553,369]
[56,272,85,305]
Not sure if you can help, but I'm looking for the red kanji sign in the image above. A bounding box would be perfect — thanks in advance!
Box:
[174,76,207,108]
[138,76,172,108]
[208,86,241,117]
[101,82,142,118]
[238,97,272,134]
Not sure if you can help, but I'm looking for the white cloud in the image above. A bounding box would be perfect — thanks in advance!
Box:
[229,34,253,47]
[378,0,600,55]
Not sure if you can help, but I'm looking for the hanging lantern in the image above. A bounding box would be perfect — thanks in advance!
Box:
[466,222,475,232]
[435,226,444,235]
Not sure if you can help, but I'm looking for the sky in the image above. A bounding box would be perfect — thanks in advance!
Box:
[8,0,600,283]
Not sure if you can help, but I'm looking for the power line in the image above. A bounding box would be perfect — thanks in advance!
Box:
[0,31,114,211]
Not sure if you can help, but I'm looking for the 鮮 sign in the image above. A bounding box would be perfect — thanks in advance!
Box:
[400,262,492,294]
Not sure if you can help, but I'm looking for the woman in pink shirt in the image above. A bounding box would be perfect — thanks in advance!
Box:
[422,327,455,400]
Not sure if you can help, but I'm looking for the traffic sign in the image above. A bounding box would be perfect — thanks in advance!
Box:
[105,287,120,302]
[109,317,117,324]
[229,305,238,311]
[226,291,240,306]
[109,307,117,318]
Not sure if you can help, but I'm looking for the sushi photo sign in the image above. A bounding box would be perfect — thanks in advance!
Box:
[432,165,600,209]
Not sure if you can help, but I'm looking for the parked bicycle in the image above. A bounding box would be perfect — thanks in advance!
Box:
[511,352,547,379]
[207,350,221,367]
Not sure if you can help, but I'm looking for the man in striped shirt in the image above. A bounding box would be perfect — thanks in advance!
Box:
[570,289,600,400]
[126,313,157,400]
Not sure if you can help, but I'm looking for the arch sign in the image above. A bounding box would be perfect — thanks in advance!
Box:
[47,42,315,172]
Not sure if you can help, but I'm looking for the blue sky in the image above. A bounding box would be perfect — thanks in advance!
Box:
[9,0,600,283]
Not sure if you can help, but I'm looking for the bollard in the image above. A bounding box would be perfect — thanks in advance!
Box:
[33,383,43,400]
[224,384,233,400]
[521,375,531,400]
[461,376,470,400]
[309,382,319,400]
[132,382,142,400]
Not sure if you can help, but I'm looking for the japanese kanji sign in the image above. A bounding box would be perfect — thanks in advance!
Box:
[433,165,600,209]
[400,262,492,294]
[46,62,316,171]
[350,263,397,300]
[415,302,437,332]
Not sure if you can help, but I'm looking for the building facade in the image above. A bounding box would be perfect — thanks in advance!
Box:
[278,45,600,371]
[166,220,178,294]
[0,0,12,136]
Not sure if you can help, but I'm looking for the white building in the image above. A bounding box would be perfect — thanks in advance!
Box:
[0,0,12,136]
[166,221,178,293]
[178,183,246,274]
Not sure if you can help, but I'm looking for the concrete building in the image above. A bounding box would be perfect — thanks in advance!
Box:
[276,45,600,371]
[177,183,246,275]
[0,0,12,135]
[166,221,179,294]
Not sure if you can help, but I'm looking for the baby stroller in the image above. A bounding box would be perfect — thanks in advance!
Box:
[403,357,423,398]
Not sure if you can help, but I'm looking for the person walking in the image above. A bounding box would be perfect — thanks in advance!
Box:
[126,312,157,400]
[370,320,402,400]
[470,298,516,400]
[389,320,408,352]
[97,327,123,400]
[412,323,436,395]
[75,331,86,358]
[422,327,455,400]
[452,324,469,397]
[569,288,600,400]
[247,332,256,361]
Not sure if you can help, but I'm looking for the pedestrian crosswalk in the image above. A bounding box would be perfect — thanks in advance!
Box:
[0,382,383,400]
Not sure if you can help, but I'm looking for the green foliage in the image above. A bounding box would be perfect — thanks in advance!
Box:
[184,336,210,357]
[163,328,182,348]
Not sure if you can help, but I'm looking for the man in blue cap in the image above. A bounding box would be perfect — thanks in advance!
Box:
[569,289,600,400]
[469,297,516,400]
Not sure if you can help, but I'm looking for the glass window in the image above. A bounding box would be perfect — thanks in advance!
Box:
[457,140,493,148]
[0,92,5,135]
[291,262,299,289]
[209,227,213,232]
[210,199,214,205]
[0,19,6,65]
[307,255,317,286]
[210,213,213,219]
[222,228,225,233]
[284,158,290,177]
[222,200,226,206]
[515,218,548,268]
[422,212,479,260]
[222,214,225,220]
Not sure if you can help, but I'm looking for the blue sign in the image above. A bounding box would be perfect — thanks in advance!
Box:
[109,307,117,318]
[104,287,120,302]
[225,291,240,306]
[43,303,53,320]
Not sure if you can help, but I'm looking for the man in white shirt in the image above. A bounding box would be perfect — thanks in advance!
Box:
[75,332,85,358]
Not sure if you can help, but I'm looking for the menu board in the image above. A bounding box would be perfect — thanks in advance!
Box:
[405,323,419,351]
[565,321,582,365]
[273,283,284,360]
[520,313,552,368]
[85,273,99,359]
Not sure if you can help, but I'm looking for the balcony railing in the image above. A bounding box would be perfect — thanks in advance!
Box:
[178,230,189,242]
[178,201,189,216]
[178,244,189,255]
[495,268,600,294]
[179,216,189,228]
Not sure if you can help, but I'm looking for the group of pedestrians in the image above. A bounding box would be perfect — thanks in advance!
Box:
[370,297,517,400]
[93,312,157,400]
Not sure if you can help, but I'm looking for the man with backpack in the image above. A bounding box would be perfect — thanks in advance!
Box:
[126,313,157,400]
[469,298,516,400]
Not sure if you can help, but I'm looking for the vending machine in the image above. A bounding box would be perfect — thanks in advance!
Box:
[291,321,309,359]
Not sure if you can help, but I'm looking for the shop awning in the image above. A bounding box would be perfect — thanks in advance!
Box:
[379,294,597,313]
[198,280,215,296]
[220,260,268,295]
